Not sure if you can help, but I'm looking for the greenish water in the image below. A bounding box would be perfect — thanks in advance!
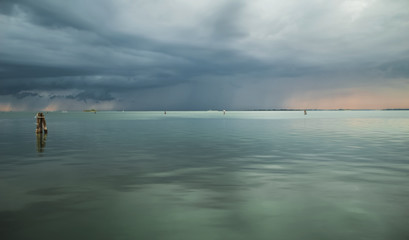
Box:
[1,111,409,240]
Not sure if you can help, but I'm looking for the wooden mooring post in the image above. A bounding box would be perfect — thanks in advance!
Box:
[35,112,48,134]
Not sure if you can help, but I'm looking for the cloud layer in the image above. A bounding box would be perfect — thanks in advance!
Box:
[1,0,409,110]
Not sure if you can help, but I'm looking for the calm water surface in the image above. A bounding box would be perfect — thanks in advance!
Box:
[1,111,409,240]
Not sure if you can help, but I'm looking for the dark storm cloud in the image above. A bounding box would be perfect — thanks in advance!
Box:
[65,90,114,102]
[0,61,92,80]
[15,92,40,99]
[0,0,408,110]
[377,58,409,78]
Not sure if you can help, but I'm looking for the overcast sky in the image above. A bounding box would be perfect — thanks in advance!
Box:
[1,0,408,110]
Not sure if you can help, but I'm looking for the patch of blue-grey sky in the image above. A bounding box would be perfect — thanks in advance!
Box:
[0,0,408,110]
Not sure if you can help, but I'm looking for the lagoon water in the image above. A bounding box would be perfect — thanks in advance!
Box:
[1,111,409,240]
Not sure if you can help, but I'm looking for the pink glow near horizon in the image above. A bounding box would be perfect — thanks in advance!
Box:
[42,104,59,112]
[0,104,13,112]
[285,88,409,109]
[1,88,409,111]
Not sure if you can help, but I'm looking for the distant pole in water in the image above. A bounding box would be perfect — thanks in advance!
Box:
[35,112,48,134]
[304,110,307,115]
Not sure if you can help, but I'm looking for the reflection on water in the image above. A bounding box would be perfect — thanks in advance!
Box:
[1,111,409,240]
[36,133,47,152]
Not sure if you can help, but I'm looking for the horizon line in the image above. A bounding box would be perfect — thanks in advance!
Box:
[2,108,409,112]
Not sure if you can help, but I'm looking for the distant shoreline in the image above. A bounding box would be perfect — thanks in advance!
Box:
[249,108,409,111]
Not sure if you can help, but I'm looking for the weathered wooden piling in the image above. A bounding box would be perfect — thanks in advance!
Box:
[35,112,48,134]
